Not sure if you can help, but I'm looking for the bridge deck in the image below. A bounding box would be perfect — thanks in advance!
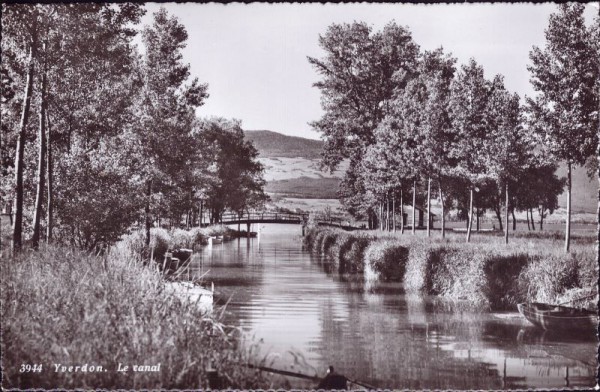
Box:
[201,212,362,231]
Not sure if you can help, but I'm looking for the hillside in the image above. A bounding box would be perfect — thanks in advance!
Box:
[244,130,323,159]
[245,130,597,214]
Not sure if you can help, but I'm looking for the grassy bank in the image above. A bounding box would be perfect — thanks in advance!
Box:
[1,245,272,389]
[115,225,245,263]
[305,227,597,310]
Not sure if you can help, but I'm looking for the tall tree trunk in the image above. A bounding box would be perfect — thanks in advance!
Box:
[145,180,152,247]
[565,161,572,252]
[540,206,544,231]
[530,209,536,230]
[199,200,204,226]
[426,177,431,237]
[400,189,404,234]
[494,205,503,231]
[392,192,396,233]
[511,209,516,231]
[381,201,384,231]
[32,50,48,249]
[412,180,416,234]
[476,207,480,232]
[439,181,445,238]
[12,37,36,252]
[46,110,53,243]
[466,187,473,243]
[385,193,390,231]
[504,184,509,245]
[526,210,531,230]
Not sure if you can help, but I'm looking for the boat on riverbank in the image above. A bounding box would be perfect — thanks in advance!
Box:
[517,302,598,333]
[208,236,223,245]
[161,248,193,272]
[164,281,214,311]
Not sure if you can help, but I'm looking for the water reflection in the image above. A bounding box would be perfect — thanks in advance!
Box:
[187,224,597,389]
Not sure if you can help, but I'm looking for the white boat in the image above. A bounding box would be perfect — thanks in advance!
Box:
[207,236,223,245]
[164,281,214,312]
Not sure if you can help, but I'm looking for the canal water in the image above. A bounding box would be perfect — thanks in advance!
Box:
[190,224,597,389]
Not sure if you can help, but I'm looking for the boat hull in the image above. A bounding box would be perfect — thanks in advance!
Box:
[517,302,598,333]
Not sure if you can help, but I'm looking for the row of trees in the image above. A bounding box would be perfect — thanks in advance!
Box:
[309,4,599,251]
[2,4,267,251]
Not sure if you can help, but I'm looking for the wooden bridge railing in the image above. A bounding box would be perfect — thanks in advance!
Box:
[218,212,309,223]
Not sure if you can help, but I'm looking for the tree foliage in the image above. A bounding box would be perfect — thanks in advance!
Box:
[2,5,266,251]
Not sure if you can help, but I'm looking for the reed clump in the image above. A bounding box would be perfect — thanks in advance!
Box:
[304,227,597,310]
[116,225,237,263]
[1,245,271,389]
[364,240,409,282]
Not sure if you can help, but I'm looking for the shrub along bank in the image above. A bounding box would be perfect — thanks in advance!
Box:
[304,227,597,310]
[1,245,272,389]
[115,225,243,263]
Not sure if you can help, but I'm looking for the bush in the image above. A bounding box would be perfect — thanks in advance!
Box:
[171,228,193,249]
[325,231,349,264]
[319,230,339,257]
[301,226,597,310]
[433,247,488,306]
[519,250,595,305]
[364,240,409,282]
[404,244,445,293]
[342,236,371,274]
[483,253,529,310]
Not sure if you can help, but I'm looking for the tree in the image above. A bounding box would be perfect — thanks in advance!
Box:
[2,5,38,251]
[449,59,494,242]
[131,7,208,244]
[527,3,599,252]
[484,76,532,244]
[513,164,565,231]
[391,48,457,237]
[41,3,145,247]
[308,21,420,218]
[196,118,268,224]
[2,3,146,250]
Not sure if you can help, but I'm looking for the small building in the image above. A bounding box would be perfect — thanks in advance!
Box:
[397,205,435,229]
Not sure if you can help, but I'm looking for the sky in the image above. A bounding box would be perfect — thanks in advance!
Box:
[139,2,599,140]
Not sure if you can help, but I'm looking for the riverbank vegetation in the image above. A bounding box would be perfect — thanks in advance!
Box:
[309,4,599,251]
[1,245,274,389]
[1,4,271,389]
[305,227,597,310]
[115,225,249,263]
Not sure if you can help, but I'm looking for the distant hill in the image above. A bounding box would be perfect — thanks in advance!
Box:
[245,130,597,214]
[244,130,323,159]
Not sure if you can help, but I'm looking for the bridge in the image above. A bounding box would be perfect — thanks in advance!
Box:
[217,212,309,225]
[201,211,362,233]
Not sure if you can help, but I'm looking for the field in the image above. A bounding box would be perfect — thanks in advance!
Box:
[265,177,341,199]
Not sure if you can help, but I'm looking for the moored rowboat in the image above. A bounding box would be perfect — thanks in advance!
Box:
[164,281,214,312]
[517,302,598,332]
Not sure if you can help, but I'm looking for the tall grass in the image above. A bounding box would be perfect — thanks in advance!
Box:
[1,245,271,389]
[304,227,597,310]
[364,241,408,282]
[115,225,237,263]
